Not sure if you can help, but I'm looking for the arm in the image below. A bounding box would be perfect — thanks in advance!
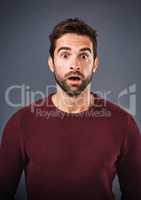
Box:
[0,111,26,200]
[117,115,141,200]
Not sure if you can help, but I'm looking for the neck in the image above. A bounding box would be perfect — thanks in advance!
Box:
[52,85,94,113]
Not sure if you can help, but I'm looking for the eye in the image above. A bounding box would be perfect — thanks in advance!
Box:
[80,53,89,60]
[60,52,70,59]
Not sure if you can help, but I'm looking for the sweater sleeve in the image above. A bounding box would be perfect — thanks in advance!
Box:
[117,115,141,200]
[0,111,26,200]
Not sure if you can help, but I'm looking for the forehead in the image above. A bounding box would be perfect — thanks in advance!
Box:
[55,33,93,51]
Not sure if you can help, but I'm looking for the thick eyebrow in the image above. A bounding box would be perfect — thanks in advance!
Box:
[80,48,92,53]
[57,47,71,54]
[57,47,92,54]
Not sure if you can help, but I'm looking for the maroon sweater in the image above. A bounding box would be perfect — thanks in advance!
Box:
[0,92,141,200]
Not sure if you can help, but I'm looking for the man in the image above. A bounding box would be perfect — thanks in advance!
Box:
[0,18,141,200]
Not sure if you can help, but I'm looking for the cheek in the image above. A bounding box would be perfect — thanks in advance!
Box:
[83,62,94,74]
[54,57,71,68]
[54,58,71,75]
[53,62,67,78]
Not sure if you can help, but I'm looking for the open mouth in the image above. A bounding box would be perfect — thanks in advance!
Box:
[67,76,81,81]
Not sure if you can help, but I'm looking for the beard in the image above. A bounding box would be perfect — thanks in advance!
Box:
[54,70,93,97]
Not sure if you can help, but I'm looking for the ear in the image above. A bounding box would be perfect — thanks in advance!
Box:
[93,56,99,73]
[48,56,54,72]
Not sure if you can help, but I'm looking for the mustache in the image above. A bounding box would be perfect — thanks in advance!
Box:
[64,71,84,79]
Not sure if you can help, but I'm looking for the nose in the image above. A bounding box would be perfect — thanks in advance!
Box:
[70,57,80,71]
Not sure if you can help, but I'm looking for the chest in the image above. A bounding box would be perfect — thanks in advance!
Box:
[24,117,121,179]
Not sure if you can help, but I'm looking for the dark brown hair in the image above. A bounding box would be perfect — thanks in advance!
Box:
[49,18,97,59]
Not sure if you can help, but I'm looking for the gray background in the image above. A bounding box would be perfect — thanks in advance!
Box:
[1,0,141,199]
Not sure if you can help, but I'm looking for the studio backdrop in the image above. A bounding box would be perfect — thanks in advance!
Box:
[1,0,141,199]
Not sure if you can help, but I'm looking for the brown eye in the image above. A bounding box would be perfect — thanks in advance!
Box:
[60,52,70,59]
[80,53,88,59]
[63,54,69,58]
[82,55,86,59]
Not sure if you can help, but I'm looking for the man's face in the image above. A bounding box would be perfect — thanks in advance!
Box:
[49,33,97,97]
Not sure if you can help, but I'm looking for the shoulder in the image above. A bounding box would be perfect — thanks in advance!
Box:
[4,95,50,127]
[93,93,138,128]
